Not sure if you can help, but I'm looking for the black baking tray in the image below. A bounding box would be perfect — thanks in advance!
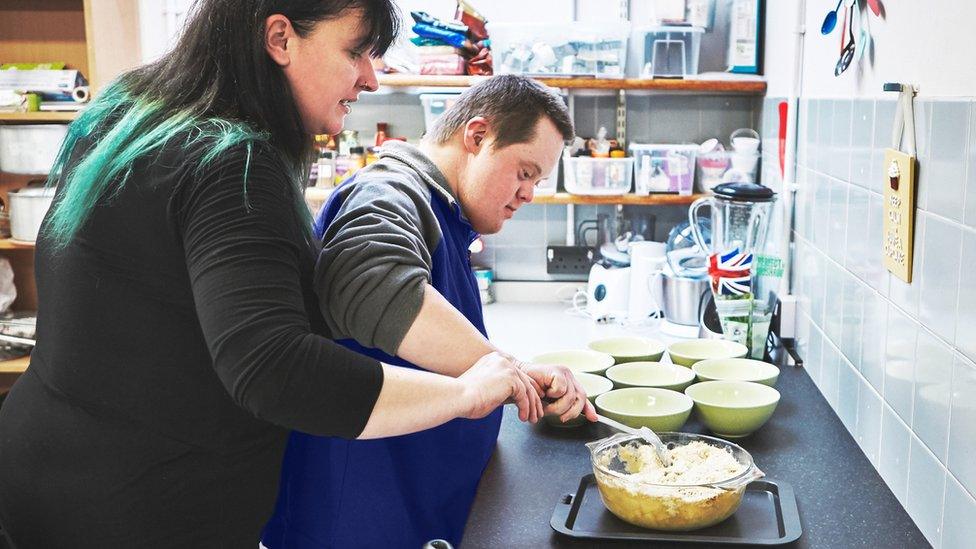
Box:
[551,474,801,545]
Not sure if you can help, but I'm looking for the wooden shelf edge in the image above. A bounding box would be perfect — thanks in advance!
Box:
[0,355,30,374]
[533,192,705,205]
[0,239,35,250]
[0,112,78,123]
[376,74,766,94]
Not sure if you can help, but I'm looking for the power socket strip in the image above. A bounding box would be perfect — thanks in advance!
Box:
[546,246,595,275]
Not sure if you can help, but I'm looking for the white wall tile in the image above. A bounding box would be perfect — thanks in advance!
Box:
[888,213,926,319]
[880,403,912,506]
[913,329,954,462]
[822,260,845,348]
[815,100,834,174]
[885,306,918,424]
[948,354,976,497]
[907,435,947,548]
[806,323,824,385]
[919,213,963,344]
[840,278,864,369]
[957,228,976,363]
[812,173,831,250]
[925,101,971,223]
[808,246,827,329]
[914,101,934,212]
[857,379,883,466]
[837,358,859,436]
[942,473,976,549]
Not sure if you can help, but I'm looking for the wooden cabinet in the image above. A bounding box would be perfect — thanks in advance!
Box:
[0,0,141,374]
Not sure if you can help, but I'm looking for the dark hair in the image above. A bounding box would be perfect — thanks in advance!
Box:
[426,75,575,148]
[45,0,399,246]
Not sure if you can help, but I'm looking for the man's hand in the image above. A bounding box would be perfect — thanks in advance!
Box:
[513,360,598,424]
[458,352,544,423]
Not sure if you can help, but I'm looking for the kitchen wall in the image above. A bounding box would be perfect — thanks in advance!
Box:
[764,5,976,540]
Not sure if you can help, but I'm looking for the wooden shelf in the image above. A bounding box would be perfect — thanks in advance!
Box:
[0,355,30,374]
[376,74,766,94]
[0,239,34,250]
[533,192,705,205]
[0,111,78,123]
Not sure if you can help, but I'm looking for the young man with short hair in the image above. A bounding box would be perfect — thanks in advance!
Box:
[263,75,593,548]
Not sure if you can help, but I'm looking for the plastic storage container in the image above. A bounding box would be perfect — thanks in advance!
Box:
[630,143,698,195]
[419,93,461,133]
[563,154,634,195]
[488,21,630,77]
[697,151,761,192]
[0,124,69,174]
[628,26,704,78]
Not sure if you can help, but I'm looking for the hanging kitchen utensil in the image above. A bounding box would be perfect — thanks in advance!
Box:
[866,0,883,17]
[834,6,856,76]
[881,83,918,283]
[855,2,871,63]
[821,0,843,34]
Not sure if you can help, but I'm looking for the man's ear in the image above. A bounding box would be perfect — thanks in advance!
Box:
[462,116,490,153]
[265,14,294,67]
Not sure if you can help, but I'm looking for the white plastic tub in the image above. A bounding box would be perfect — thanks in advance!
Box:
[8,186,56,242]
[0,124,69,174]
[489,21,630,77]
[628,26,704,78]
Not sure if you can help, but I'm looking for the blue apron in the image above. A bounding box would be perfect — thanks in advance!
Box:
[262,179,501,549]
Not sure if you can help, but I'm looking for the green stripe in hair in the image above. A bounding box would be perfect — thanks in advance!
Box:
[44,79,312,247]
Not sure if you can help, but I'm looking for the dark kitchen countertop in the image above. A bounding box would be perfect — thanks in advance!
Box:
[462,339,929,548]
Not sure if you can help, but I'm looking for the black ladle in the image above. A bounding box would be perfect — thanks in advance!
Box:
[834,5,856,76]
[821,0,843,34]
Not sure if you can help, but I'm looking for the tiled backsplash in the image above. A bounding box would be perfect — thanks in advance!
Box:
[783,95,976,548]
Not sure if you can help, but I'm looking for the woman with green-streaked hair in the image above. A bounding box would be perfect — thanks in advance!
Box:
[0,1,545,547]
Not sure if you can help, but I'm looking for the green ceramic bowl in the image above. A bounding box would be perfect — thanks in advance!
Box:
[544,372,614,428]
[605,362,696,392]
[685,381,780,438]
[595,387,693,432]
[532,349,615,375]
[667,339,749,367]
[693,358,780,386]
[587,337,666,364]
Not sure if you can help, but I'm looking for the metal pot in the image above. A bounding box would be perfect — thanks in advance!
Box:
[661,271,709,326]
[7,186,55,242]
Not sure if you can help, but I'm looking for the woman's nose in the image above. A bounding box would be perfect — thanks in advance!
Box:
[359,58,378,92]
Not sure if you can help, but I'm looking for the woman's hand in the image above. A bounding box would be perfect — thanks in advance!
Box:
[458,352,544,423]
[515,361,598,424]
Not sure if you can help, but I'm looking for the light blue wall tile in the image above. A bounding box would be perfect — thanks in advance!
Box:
[942,474,976,549]
[919,213,962,343]
[820,341,840,408]
[846,185,871,280]
[913,100,934,212]
[805,324,824,387]
[885,305,918,424]
[837,358,859,436]
[815,99,834,174]
[812,173,831,250]
[866,191,889,296]
[965,101,976,230]
[857,379,883,466]
[827,179,849,263]
[808,242,827,328]
[906,435,947,548]
[887,213,925,319]
[822,260,845,348]
[913,329,954,462]
[871,100,898,195]
[851,100,875,188]
[860,291,888,393]
[493,204,547,247]
[795,168,811,241]
[925,101,971,222]
[493,246,549,281]
[880,402,912,507]
[800,99,818,170]
[829,99,853,182]
[956,227,976,363]
[948,353,976,497]
[840,277,864,369]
